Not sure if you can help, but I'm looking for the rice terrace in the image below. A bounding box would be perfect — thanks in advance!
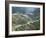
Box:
[12,7,40,31]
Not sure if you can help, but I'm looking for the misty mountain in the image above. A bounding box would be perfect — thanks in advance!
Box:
[12,7,40,20]
[12,7,39,14]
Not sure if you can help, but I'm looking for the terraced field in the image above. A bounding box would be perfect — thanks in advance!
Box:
[12,14,40,31]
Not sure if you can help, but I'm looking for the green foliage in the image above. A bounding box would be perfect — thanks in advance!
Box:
[33,20,40,30]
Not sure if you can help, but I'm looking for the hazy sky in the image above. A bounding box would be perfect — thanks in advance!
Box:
[12,7,40,14]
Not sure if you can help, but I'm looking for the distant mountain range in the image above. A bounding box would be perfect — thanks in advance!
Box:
[12,7,40,14]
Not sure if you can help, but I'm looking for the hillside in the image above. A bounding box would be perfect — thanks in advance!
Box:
[12,14,40,31]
